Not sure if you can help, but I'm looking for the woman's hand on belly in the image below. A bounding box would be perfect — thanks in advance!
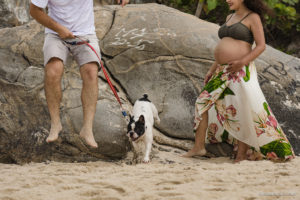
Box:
[227,59,247,73]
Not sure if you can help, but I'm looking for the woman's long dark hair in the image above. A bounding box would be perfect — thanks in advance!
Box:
[244,0,273,22]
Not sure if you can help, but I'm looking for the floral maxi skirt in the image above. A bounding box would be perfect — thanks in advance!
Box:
[194,62,295,161]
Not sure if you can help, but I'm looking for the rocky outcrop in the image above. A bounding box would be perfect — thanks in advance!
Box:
[0,4,299,164]
[101,4,300,150]
[0,0,31,28]
[0,18,131,163]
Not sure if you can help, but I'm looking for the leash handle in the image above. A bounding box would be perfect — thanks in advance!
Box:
[64,39,90,46]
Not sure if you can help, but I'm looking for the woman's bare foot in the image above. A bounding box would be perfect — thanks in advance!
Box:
[234,141,249,163]
[234,155,247,163]
[182,148,207,158]
[80,128,98,148]
[46,123,62,143]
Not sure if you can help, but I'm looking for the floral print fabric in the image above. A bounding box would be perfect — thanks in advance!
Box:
[194,62,294,161]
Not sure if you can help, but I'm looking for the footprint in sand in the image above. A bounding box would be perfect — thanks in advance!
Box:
[0,196,17,200]
[78,190,101,197]
[104,185,126,194]
[278,171,290,176]
[156,180,182,185]
[205,187,228,191]
[3,188,19,193]
[157,192,182,197]
[61,185,82,190]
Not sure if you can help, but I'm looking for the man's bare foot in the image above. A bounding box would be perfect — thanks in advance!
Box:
[46,123,62,143]
[182,148,207,158]
[80,128,98,148]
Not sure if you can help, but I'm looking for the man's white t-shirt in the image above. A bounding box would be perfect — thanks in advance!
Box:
[31,0,95,36]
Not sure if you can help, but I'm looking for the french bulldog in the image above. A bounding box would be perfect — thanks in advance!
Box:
[127,94,160,163]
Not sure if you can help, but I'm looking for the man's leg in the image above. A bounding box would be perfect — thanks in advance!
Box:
[79,62,99,148]
[45,57,64,143]
[182,111,208,157]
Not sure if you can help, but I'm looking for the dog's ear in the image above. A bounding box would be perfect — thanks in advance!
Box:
[138,115,145,124]
[129,114,134,122]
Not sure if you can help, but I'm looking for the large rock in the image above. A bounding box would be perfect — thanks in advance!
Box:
[0,4,299,164]
[101,4,300,153]
[102,4,217,139]
[0,0,31,28]
[0,8,130,164]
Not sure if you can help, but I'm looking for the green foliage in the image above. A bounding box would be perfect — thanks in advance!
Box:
[265,0,299,33]
[207,0,218,12]
[167,0,197,14]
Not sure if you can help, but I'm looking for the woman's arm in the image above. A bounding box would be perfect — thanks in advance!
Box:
[29,3,74,39]
[227,13,266,73]
[241,13,266,64]
[208,61,218,73]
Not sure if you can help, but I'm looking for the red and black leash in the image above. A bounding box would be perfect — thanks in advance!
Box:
[64,36,129,121]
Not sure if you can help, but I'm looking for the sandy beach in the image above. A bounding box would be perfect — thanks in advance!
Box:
[0,144,299,200]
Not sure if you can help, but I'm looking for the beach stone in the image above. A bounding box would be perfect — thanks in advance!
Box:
[0,4,299,164]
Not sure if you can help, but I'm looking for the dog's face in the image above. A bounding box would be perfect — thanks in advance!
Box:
[127,115,145,141]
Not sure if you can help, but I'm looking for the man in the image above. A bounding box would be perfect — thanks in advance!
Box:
[30,0,128,148]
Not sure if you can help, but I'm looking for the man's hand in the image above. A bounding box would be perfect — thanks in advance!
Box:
[227,59,246,74]
[118,0,129,7]
[30,3,75,39]
[57,26,75,39]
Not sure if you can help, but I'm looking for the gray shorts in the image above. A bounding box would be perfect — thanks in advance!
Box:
[43,33,101,68]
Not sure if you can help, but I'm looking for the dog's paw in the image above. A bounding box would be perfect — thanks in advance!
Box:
[143,157,150,163]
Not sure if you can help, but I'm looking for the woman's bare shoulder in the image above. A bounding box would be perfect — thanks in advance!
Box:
[248,12,261,24]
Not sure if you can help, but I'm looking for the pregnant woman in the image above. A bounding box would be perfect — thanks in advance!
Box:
[184,0,295,162]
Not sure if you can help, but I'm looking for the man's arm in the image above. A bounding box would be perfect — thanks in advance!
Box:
[29,3,74,39]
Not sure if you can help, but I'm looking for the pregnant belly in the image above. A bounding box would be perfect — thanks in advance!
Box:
[214,37,252,64]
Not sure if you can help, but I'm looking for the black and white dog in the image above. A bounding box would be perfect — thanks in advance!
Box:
[127,94,160,163]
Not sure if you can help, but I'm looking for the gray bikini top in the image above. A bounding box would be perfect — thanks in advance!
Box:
[218,13,254,44]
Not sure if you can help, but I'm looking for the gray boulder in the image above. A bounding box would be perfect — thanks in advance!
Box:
[0,9,130,164]
[0,0,31,28]
[102,4,299,147]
